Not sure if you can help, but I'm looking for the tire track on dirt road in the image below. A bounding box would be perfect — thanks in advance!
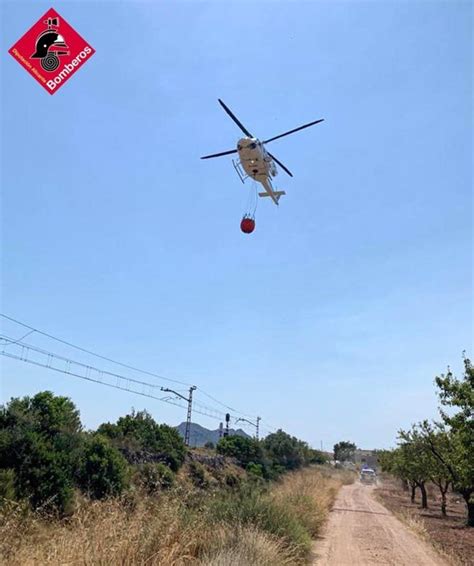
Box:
[313,482,447,565]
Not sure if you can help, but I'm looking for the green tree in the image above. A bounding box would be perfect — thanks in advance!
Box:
[421,357,474,526]
[398,427,433,509]
[333,441,356,463]
[263,430,309,471]
[0,391,82,513]
[418,425,452,516]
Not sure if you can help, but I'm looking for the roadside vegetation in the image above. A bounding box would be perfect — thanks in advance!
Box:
[0,390,349,564]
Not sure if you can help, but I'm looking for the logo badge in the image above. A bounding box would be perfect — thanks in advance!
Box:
[9,8,95,94]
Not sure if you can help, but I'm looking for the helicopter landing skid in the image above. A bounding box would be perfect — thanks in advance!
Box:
[232,159,248,184]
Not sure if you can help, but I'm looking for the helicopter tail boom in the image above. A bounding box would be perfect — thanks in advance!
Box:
[258,177,285,205]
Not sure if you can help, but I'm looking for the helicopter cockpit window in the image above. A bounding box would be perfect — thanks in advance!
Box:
[248,142,257,149]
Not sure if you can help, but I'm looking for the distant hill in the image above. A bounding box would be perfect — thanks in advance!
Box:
[176,422,250,447]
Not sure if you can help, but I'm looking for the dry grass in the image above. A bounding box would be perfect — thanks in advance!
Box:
[271,467,351,537]
[198,526,299,566]
[0,466,350,565]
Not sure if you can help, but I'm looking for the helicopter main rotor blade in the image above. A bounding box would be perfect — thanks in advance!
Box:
[267,152,293,177]
[263,118,324,144]
[218,99,253,137]
[201,148,238,159]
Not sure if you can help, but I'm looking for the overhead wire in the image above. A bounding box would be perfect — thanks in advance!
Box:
[0,335,226,421]
[0,314,270,429]
[0,313,258,418]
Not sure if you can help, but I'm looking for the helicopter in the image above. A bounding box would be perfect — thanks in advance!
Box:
[201,99,324,206]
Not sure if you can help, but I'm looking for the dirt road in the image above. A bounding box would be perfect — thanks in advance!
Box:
[314,482,447,566]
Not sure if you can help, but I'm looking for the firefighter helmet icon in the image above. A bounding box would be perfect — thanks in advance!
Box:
[31,17,70,72]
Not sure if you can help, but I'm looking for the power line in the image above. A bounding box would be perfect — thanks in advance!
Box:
[0,335,226,421]
[0,313,191,387]
[0,313,258,420]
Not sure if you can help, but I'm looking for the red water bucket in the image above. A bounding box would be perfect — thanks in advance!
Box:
[240,217,255,234]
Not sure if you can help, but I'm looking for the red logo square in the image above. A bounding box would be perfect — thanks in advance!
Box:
[8,7,95,95]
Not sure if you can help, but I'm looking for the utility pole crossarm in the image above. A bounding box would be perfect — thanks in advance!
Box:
[236,416,261,440]
[160,387,188,402]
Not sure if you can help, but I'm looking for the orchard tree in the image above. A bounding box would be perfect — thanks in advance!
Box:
[408,422,451,516]
[398,427,436,509]
[422,357,474,526]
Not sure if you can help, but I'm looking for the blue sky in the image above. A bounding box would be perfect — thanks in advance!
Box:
[1,1,472,450]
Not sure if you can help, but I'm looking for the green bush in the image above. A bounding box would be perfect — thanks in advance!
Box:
[188,461,209,488]
[0,469,16,504]
[77,435,129,499]
[246,462,264,478]
[217,436,264,467]
[137,462,175,493]
[98,411,186,472]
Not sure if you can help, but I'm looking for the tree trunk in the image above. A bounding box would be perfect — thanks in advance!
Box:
[436,481,449,516]
[441,491,447,516]
[462,492,474,527]
[468,501,474,528]
[420,482,428,509]
[410,483,416,503]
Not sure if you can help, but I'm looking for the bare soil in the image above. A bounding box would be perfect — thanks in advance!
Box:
[376,477,474,566]
[313,481,448,565]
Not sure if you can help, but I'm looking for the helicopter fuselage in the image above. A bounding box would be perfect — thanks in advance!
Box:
[237,137,276,181]
[236,137,283,205]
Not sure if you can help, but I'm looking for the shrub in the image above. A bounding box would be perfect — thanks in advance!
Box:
[263,430,309,471]
[0,469,15,504]
[137,462,175,493]
[98,411,186,471]
[224,472,241,489]
[188,461,209,488]
[77,435,129,499]
[217,436,264,467]
[246,462,264,479]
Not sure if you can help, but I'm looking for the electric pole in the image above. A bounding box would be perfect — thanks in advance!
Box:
[160,385,197,447]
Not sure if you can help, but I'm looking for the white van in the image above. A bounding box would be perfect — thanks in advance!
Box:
[360,468,377,484]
